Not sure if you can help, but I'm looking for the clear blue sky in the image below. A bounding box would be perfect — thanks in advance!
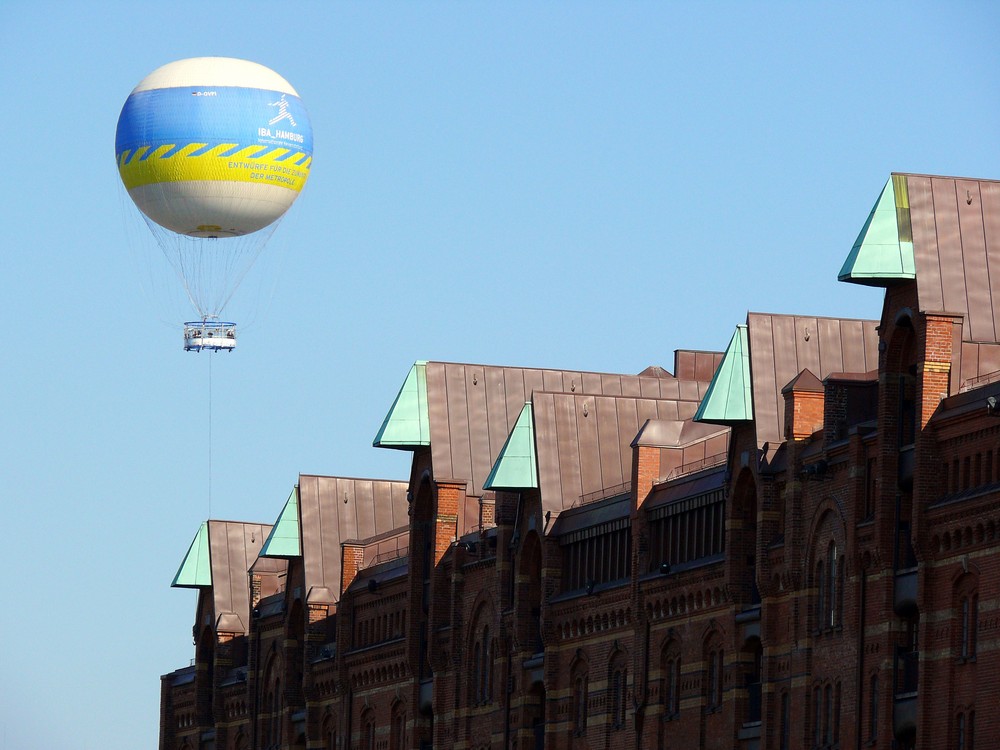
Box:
[1,2,998,747]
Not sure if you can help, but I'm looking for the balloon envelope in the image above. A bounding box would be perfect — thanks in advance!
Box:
[116,57,313,237]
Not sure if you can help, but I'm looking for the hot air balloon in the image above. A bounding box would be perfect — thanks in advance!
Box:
[116,57,313,350]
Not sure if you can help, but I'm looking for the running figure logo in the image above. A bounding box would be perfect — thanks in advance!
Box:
[268,94,297,127]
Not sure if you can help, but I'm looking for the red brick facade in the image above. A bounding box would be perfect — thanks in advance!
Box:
[160,173,1000,750]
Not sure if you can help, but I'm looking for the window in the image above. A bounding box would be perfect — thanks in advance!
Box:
[561,521,632,591]
[648,489,725,572]
[779,691,790,750]
[705,643,723,711]
[481,626,493,702]
[960,594,978,660]
[743,638,762,725]
[824,683,833,745]
[390,703,406,750]
[813,685,822,749]
[833,681,842,747]
[662,644,680,720]
[869,674,878,741]
[471,618,494,704]
[864,457,877,519]
[815,560,825,629]
[609,652,627,730]
[815,542,842,631]
[572,660,588,735]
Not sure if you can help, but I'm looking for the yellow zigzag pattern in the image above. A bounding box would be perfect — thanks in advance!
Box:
[118,143,312,192]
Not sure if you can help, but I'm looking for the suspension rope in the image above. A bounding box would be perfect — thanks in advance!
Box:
[208,347,213,518]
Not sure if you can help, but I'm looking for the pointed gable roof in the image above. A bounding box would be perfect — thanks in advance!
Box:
[694,325,752,425]
[841,173,1000,384]
[375,360,719,535]
[296,475,409,604]
[746,313,879,454]
[172,519,282,634]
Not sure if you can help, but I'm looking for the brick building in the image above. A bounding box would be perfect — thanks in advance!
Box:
[160,172,1000,749]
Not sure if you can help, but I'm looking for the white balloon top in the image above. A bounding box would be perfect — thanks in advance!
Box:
[131,57,299,96]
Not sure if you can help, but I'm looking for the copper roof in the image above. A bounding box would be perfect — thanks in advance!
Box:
[672,350,725,382]
[424,361,717,507]
[297,475,409,604]
[208,520,281,634]
[906,175,1000,343]
[841,174,1000,386]
[747,313,879,453]
[530,390,724,519]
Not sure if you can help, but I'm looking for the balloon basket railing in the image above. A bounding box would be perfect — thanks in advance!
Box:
[184,320,236,352]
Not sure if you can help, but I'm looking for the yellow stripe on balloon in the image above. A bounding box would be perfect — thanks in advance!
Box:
[118,143,311,192]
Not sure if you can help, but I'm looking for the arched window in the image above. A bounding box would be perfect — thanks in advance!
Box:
[470,611,494,705]
[823,683,833,745]
[571,657,589,736]
[869,673,879,741]
[705,639,723,711]
[390,701,406,750]
[827,542,839,629]
[362,708,375,750]
[481,625,493,703]
[779,691,790,750]
[472,640,482,703]
[815,559,825,630]
[812,685,822,748]
[960,594,978,660]
[609,651,627,730]
[661,640,681,720]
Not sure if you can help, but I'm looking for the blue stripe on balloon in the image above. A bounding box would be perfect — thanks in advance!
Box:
[186,144,215,158]
[115,86,313,157]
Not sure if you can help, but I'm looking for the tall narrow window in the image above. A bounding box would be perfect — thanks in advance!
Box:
[960,595,978,660]
[390,704,406,750]
[824,683,833,744]
[706,645,723,710]
[482,627,492,702]
[834,681,842,746]
[815,560,825,630]
[836,555,845,628]
[813,685,822,748]
[575,677,587,733]
[869,674,879,741]
[827,543,838,629]
[611,669,623,729]
[572,660,589,736]
[609,653,627,730]
[779,691,790,750]
[957,711,967,750]
[663,651,680,719]
[472,641,482,703]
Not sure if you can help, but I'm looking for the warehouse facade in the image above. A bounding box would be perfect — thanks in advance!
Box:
[161,173,1000,750]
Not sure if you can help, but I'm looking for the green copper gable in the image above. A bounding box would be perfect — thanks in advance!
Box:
[484,402,538,490]
[260,487,301,558]
[694,325,753,424]
[374,361,431,449]
[172,522,212,588]
[838,175,915,286]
